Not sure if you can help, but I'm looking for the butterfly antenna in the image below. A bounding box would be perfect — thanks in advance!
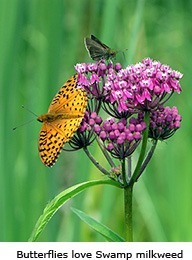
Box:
[13,119,35,131]
[21,105,38,117]
[116,48,128,63]
[13,105,38,130]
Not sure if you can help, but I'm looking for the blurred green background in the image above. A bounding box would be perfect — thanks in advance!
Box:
[0,0,191,242]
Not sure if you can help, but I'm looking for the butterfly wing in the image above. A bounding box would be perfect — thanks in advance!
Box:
[85,35,116,61]
[38,123,65,167]
[90,35,110,49]
[38,74,87,167]
[84,36,109,61]
[58,85,87,118]
[48,74,87,117]
[39,117,83,167]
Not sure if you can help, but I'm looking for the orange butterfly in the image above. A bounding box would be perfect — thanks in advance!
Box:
[37,74,87,167]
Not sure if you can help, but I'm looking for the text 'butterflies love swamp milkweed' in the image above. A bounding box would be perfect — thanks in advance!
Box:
[37,74,87,167]
[84,35,117,61]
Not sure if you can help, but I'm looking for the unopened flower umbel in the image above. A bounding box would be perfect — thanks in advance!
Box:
[94,117,146,159]
[71,58,182,186]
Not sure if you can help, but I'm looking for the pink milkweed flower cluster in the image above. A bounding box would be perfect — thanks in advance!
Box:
[145,106,182,140]
[75,58,182,114]
[69,58,182,183]
[104,58,182,113]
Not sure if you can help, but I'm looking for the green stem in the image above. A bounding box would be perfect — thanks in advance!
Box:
[127,156,132,180]
[129,111,150,185]
[122,157,133,241]
[135,140,158,182]
[121,158,127,186]
[96,136,116,167]
[124,184,133,242]
[83,147,110,176]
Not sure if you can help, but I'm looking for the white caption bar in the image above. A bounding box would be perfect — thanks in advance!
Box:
[0,242,191,260]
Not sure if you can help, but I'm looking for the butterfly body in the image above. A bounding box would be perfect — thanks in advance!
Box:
[37,110,84,123]
[37,113,63,123]
[37,74,87,167]
[84,34,116,61]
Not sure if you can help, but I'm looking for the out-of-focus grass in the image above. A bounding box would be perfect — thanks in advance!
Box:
[0,0,191,241]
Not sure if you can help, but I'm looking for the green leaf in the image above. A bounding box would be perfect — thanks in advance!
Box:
[29,179,120,241]
[71,207,125,242]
